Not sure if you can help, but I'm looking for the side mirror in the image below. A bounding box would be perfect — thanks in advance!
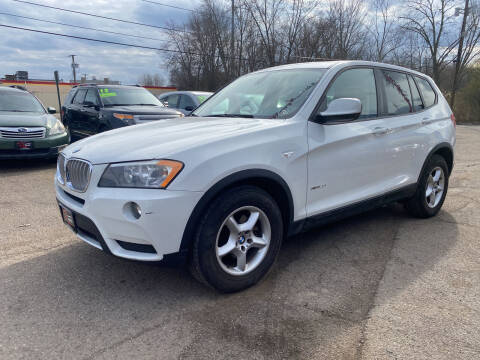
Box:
[47,107,57,114]
[315,98,362,123]
[84,102,100,110]
[163,101,169,107]
[185,106,194,112]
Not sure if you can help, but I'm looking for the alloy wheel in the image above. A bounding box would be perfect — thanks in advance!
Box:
[425,166,445,208]
[215,206,271,276]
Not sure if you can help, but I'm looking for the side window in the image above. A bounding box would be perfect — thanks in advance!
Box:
[84,89,99,106]
[408,75,424,112]
[73,89,87,105]
[166,94,180,108]
[179,95,196,110]
[322,68,377,118]
[380,70,412,115]
[415,77,437,108]
[64,89,77,105]
[159,95,167,105]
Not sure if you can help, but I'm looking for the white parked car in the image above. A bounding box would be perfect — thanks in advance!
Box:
[55,61,456,292]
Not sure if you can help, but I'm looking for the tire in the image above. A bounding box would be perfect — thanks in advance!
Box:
[190,185,283,292]
[405,154,449,218]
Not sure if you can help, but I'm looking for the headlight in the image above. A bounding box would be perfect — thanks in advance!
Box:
[113,113,135,125]
[113,113,134,120]
[49,119,66,136]
[98,160,184,189]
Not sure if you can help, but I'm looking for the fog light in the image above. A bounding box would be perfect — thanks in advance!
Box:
[131,202,142,219]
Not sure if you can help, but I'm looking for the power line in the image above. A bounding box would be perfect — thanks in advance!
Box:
[141,0,194,12]
[11,0,191,34]
[0,12,174,43]
[0,23,249,61]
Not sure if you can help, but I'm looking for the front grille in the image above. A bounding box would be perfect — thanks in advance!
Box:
[65,159,92,192]
[0,127,45,139]
[57,154,66,184]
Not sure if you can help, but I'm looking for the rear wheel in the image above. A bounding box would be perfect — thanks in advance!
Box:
[190,186,283,292]
[405,154,449,218]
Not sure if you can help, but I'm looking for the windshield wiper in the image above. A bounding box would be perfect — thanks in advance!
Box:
[205,114,254,118]
[135,104,160,106]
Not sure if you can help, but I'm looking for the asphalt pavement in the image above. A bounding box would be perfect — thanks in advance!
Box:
[0,125,479,359]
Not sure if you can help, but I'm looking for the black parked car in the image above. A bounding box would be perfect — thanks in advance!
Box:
[62,84,183,140]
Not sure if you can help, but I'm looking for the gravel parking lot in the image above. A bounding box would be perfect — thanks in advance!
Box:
[1,125,479,360]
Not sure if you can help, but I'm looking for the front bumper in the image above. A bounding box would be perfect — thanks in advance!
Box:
[0,133,69,159]
[55,164,203,262]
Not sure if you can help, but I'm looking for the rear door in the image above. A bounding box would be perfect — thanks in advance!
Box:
[373,68,425,190]
[412,75,446,177]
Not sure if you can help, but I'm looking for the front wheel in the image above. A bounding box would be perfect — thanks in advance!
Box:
[405,154,449,218]
[190,186,283,292]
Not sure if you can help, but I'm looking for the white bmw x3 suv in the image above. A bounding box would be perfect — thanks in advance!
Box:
[56,61,456,292]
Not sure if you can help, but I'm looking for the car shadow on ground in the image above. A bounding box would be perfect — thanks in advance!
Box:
[0,158,57,174]
[0,203,459,359]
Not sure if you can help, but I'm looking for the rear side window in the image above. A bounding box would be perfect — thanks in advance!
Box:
[323,68,377,118]
[379,70,412,115]
[73,89,87,105]
[64,88,77,105]
[408,75,424,112]
[415,77,436,108]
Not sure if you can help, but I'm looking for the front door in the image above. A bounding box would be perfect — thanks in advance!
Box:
[69,88,88,139]
[306,67,391,216]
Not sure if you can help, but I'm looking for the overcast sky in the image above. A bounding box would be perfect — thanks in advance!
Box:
[0,0,203,84]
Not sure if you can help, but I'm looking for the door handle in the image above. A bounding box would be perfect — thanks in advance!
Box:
[372,127,391,136]
[422,117,433,125]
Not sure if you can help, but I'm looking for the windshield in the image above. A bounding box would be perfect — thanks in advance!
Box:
[99,87,164,106]
[193,69,326,119]
[0,91,45,113]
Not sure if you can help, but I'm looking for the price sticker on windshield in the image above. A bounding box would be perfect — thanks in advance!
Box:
[99,88,117,98]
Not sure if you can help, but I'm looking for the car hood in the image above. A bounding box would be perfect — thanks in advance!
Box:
[63,117,283,164]
[0,112,55,127]
[103,105,182,116]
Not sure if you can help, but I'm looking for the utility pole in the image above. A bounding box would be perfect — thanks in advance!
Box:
[231,0,235,79]
[69,54,78,83]
[451,0,470,109]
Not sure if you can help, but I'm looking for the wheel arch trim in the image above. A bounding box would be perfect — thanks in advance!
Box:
[179,169,294,253]
[419,142,454,181]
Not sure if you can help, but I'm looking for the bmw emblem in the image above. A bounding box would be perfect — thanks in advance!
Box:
[238,235,246,244]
